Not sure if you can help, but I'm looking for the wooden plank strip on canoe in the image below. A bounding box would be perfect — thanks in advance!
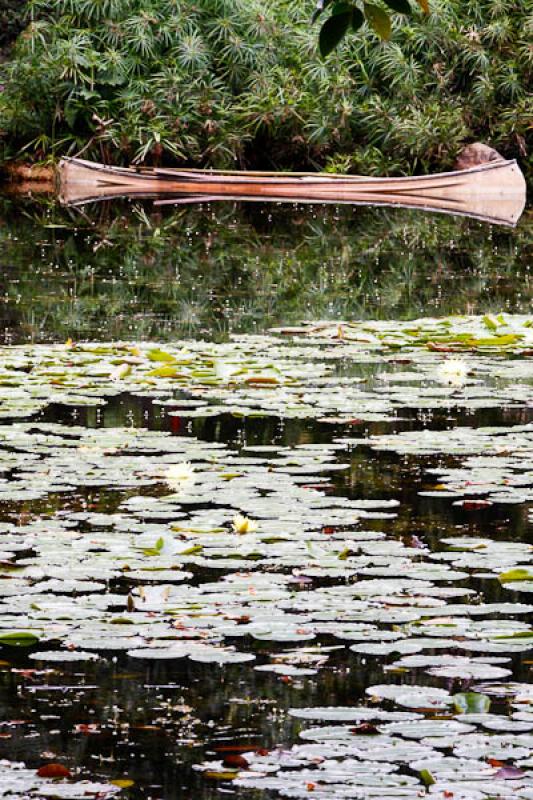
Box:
[58,157,527,226]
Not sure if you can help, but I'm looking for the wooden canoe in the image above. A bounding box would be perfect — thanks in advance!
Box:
[58,157,527,226]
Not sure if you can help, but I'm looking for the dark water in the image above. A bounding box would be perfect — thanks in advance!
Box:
[1,197,531,343]
[0,197,532,799]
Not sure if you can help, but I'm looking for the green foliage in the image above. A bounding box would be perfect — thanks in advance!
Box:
[314,0,423,54]
[0,0,531,176]
[0,0,29,54]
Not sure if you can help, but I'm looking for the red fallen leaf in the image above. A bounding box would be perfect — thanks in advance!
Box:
[74,723,100,735]
[488,759,505,767]
[350,723,379,735]
[443,792,454,799]
[214,745,256,753]
[322,527,335,535]
[280,676,292,683]
[255,748,270,757]
[37,764,71,778]
[306,783,316,792]
[222,754,249,769]
[459,500,493,510]
[12,669,39,678]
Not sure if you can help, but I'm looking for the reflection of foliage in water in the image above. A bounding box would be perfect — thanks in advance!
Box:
[0,197,532,343]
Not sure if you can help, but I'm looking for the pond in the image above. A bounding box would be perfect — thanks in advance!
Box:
[0,196,532,800]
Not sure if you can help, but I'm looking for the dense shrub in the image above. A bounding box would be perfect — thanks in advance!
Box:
[0,0,29,55]
[0,0,531,175]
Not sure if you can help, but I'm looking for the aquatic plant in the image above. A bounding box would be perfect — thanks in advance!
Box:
[435,357,469,387]
[0,0,531,175]
[232,513,258,534]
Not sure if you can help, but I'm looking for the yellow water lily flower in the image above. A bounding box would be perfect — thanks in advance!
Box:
[232,513,258,534]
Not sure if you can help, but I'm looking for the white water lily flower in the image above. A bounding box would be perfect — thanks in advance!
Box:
[232,513,258,534]
[165,461,195,487]
[436,358,469,387]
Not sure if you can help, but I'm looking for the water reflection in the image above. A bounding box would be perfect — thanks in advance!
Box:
[0,197,531,344]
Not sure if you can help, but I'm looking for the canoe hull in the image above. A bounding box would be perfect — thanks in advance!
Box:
[58,157,527,226]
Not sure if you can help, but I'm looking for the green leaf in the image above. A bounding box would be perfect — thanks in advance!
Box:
[482,314,501,331]
[147,366,183,378]
[453,692,491,714]
[499,568,533,583]
[331,1,353,14]
[471,333,522,347]
[155,537,164,552]
[419,769,435,787]
[352,7,364,30]
[319,11,352,56]
[179,544,204,556]
[364,2,392,39]
[147,349,176,363]
[0,631,40,647]
[383,0,411,13]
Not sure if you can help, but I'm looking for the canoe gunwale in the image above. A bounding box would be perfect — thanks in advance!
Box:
[58,157,527,227]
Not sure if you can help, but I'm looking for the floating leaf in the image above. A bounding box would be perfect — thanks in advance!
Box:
[37,764,72,778]
[453,692,491,714]
[0,632,39,647]
[146,349,176,363]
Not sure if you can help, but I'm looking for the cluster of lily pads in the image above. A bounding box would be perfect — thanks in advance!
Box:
[1,314,532,427]
[0,762,121,799]
[358,423,533,510]
[0,312,531,798]
[274,314,533,353]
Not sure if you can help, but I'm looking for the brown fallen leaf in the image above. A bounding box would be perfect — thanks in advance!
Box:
[350,723,379,735]
[222,754,249,769]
